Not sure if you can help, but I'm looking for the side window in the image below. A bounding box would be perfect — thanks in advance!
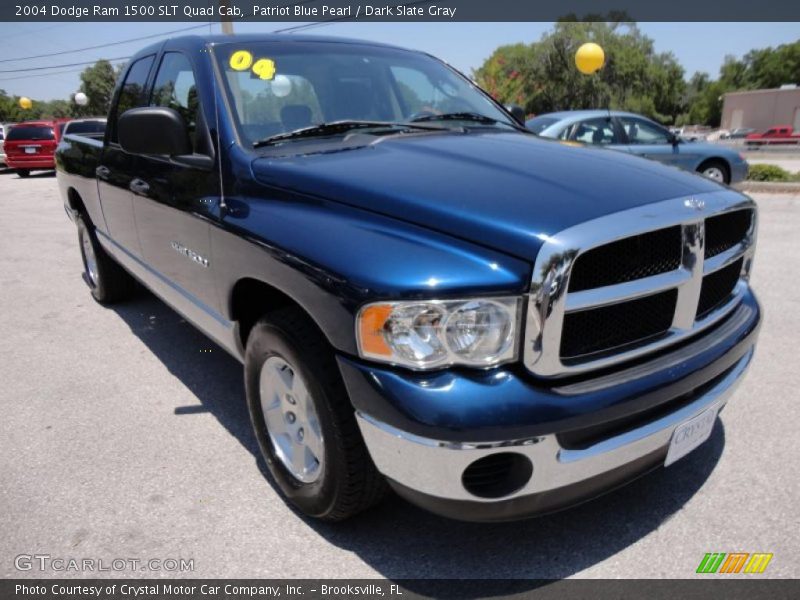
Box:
[111,55,154,143]
[571,118,619,145]
[621,117,669,145]
[150,52,206,154]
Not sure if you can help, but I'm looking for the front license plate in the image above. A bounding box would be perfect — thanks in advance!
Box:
[664,405,719,467]
[24,147,36,154]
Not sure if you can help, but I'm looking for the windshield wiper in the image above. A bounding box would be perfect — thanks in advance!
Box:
[411,111,529,132]
[410,112,499,125]
[253,120,447,148]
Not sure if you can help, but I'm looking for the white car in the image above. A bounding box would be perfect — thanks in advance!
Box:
[0,124,6,165]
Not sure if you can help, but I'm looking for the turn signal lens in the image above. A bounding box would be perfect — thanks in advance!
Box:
[358,304,393,356]
[356,297,521,370]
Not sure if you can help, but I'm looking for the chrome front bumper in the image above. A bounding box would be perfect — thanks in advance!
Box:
[357,347,753,506]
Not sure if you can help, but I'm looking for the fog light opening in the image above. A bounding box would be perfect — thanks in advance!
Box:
[461,452,533,499]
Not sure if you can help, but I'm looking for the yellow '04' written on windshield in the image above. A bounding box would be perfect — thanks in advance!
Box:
[228,51,276,81]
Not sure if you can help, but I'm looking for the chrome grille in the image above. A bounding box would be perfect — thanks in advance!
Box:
[697,257,744,319]
[568,226,682,292]
[560,289,678,361]
[705,210,753,259]
[524,194,757,378]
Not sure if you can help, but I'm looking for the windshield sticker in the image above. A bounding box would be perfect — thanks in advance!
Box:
[229,50,253,71]
[252,58,276,81]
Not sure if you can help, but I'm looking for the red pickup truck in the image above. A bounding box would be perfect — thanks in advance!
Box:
[745,125,800,145]
[4,120,64,177]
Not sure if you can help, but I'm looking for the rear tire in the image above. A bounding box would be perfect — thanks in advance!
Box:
[244,306,387,521]
[76,214,136,304]
[698,159,730,184]
[16,169,30,178]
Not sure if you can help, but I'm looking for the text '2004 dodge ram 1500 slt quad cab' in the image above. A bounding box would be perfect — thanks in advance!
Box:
[56,35,761,522]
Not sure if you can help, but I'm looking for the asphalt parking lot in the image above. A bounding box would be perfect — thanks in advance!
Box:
[0,169,797,580]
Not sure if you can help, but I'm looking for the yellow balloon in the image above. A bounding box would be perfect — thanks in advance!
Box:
[19,97,32,110]
[575,43,605,75]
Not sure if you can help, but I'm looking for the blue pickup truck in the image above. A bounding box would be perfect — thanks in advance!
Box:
[56,35,761,522]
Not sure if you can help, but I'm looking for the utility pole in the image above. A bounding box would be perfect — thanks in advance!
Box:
[220,0,234,34]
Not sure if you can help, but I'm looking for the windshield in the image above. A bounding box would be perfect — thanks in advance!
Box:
[525,116,559,134]
[7,125,54,141]
[213,41,516,146]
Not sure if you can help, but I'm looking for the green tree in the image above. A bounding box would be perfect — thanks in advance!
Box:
[739,41,800,89]
[679,41,800,126]
[0,89,14,121]
[77,59,118,117]
[473,18,686,124]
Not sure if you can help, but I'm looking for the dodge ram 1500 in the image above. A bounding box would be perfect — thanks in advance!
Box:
[56,35,761,522]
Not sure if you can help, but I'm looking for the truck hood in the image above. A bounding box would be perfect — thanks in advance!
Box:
[251,131,722,260]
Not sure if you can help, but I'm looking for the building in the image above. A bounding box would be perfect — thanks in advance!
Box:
[721,86,800,132]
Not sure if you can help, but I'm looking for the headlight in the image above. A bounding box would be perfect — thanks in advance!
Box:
[356,297,521,370]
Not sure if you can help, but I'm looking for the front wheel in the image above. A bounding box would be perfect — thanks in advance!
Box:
[244,306,387,521]
[699,160,730,184]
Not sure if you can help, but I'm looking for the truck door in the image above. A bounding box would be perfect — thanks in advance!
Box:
[131,51,221,313]
[97,55,155,257]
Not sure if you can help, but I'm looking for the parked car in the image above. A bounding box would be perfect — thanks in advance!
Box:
[58,117,107,138]
[57,35,760,522]
[722,128,756,140]
[745,125,800,145]
[704,129,729,142]
[527,110,748,184]
[4,120,62,177]
[676,127,708,142]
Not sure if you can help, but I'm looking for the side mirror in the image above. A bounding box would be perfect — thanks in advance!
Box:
[504,104,526,125]
[668,132,681,145]
[118,107,191,156]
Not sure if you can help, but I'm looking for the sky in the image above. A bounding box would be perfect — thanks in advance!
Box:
[0,21,798,100]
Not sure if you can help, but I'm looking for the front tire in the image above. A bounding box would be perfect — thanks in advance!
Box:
[76,214,136,303]
[244,306,387,521]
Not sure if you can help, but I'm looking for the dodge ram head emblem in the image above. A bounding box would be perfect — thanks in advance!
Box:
[684,197,706,211]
